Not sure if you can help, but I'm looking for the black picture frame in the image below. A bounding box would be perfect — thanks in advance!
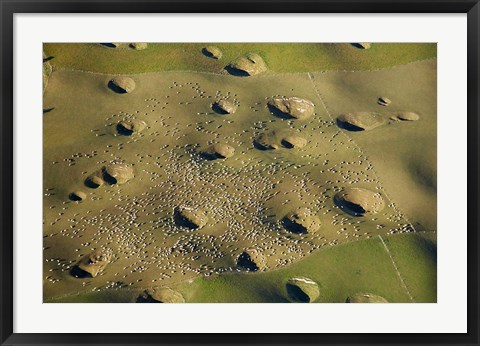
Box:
[1,1,479,345]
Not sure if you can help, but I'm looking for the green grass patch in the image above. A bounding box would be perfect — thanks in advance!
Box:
[49,233,436,303]
[382,232,437,302]
[180,235,413,303]
[43,43,436,74]
[42,54,53,92]
[47,289,138,303]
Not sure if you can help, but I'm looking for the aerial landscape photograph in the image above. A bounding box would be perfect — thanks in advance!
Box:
[43,43,437,303]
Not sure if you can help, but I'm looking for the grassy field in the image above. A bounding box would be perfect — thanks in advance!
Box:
[312,59,437,231]
[43,68,417,302]
[42,54,53,92]
[173,232,436,303]
[43,43,436,74]
[43,43,437,303]
[382,233,437,302]
[49,232,436,303]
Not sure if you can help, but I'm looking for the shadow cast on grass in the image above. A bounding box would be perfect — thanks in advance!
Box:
[211,102,229,115]
[224,66,250,77]
[201,47,220,59]
[267,104,295,120]
[351,43,367,49]
[70,265,90,279]
[252,140,275,151]
[116,123,134,136]
[173,208,200,229]
[286,283,310,303]
[100,43,118,48]
[108,80,127,94]
[335,118,364,132]
[281,217,308,235]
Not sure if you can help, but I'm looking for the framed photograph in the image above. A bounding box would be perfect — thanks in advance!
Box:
[1,0,479,345]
